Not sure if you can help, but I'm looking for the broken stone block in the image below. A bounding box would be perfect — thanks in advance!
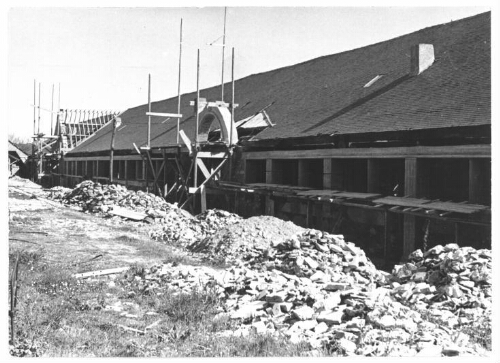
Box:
[324,282,350,291]
[317,310,343,325]
[292,305,314,321]
[338,338,357,354]
[314,322,328,334]
[266,291,287,303]
[310,271,328,283]
[412,271,427,282]
[304,256,319,270]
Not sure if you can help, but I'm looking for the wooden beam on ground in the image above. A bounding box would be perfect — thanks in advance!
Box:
[109,206,147,221]
[73,266,130,279]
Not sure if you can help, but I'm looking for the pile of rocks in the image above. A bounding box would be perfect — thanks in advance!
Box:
[109,229,490,356]
[389,244,492,328]
[150,209,242,248]
[186,216,305,265]
[244,229,387,284]
[115,251,488,357]
[48,181,175,219]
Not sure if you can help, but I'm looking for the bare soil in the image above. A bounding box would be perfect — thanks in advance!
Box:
[8,179,199,274]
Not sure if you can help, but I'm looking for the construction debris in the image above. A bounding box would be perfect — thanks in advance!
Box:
[48,181,176,220]
[149,209,242,249]
[43,180,491,357]
[107,230,490,357]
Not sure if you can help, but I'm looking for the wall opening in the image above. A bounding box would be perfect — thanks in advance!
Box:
[246,160,266,184]
[272,159,298,185]
[299,159,323,188]
[127,160,136,180]
[420,159,469,202]
[98,160,110,178]
[369,159,405,196]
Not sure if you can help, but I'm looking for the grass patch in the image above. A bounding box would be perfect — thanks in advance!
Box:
[9,241,327,357]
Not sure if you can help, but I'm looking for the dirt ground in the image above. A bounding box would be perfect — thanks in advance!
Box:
[8,178,200,274]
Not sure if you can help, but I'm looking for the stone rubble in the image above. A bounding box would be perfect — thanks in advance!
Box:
[48,181,180,222]
[46,181,491,357]
[389,244,492,332]
[149,209,242,249]
[112,230,491,357]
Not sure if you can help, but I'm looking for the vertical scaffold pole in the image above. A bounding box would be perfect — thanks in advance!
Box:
[194,49,200,190]
[221,7,227,102]
[176,18,183,145]
[38,83,42,175]
[230,47,235,147]
[51,84,54,136]
[148,74,151,149]
[228,47,235,180]
[32,80,36,181]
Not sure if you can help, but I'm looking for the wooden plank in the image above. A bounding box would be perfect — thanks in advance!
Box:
[323,158,332,190]
[196,158,211,180]
[296,189,340,197]
[146,112,182,118]
[179,129,192,154]
[405,158,418,197]
[265,159,273,184]
[200,184,207,212]
[372,196,431,208]
[109,206,147,221]
[422,201,488,214]
[331,191,381,199]
[244,144,490,160]
[197,151,228,159]
[73,266,130,279]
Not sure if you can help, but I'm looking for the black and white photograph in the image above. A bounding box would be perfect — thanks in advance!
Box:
[3,1,497,359]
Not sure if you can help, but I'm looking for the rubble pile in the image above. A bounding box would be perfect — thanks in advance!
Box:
[186,216,304,264]
[111,229,490,357]
[116,252,488,357]
[390,244,492,326]
[49,181,175,219]
[150,209,242,248]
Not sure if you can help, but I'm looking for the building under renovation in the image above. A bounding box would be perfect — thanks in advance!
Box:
[50,12,491,267]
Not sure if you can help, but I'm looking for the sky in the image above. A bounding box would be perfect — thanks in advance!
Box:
[4,4,493,141]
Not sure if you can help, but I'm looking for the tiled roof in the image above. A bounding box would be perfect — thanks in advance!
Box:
[68,12,490,155]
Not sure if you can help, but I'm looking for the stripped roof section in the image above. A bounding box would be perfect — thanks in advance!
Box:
[68,12,490,155]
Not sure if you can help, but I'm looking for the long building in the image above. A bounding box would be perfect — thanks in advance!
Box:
[55,12,491,267]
